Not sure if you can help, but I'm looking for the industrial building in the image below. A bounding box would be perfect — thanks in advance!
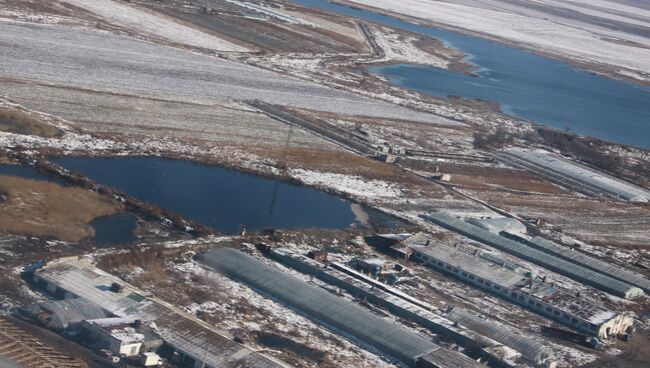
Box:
[198,247,483,368]
[410,240,633,339]
[80,318,163,357]
[422,212,644,299]
[270,247,555,368]
[467,218,526,235]
[32,256,291,368]
[501,148,650,202]
[26,298,107,330]
[509,235,650,293]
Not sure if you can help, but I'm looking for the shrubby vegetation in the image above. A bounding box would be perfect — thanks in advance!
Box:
[0,175,121,241]
[0,109,62,138]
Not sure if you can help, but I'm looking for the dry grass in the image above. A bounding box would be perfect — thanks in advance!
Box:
[0,175,121,241]
[0,109,62,138]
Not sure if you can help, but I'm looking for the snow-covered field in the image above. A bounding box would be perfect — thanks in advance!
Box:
[62,0,249,51]
[345,0,650,82]
[0,20,438,123]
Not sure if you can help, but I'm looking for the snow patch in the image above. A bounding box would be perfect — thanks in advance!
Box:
[290,169,402,199]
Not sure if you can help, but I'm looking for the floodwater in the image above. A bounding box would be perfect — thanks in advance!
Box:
[292,0,650,149]
[52,156,360,233]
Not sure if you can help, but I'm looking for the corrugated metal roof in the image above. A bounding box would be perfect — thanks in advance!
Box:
[35,258,290,368]
[416,243,527,288]
[445,307,550,364]
[199,248,447,367]
[272,249,544,366]
[36,298,107,328]
[505,148,650,202]
[423,212,644,299]
[525,236,650,293]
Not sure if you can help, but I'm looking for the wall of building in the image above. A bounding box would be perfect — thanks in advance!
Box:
[412,250,618,338]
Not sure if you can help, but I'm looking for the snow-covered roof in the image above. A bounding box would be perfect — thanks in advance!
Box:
[505,148,650,202]
[467,217,526,235]
[35,257,291,368]
[199,248,456,366]
[423,212,644,299]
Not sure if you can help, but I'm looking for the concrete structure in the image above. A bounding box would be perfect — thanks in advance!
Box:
[270,248,555,367]
[423,212,644,299]
[141,352,163,366]
[81,318,163,357]
[411,241,633,339]
[32,256,291,368]
[26,298,107,330]
[199,247,482,368]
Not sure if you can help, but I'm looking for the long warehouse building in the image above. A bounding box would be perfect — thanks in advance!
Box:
[502,148,650,202]
[422,212,644,299]
[198,248,482,368]
[508,234,650,293]
[411,241,633,339]
[269,247,554,367]
[33,257,291,368]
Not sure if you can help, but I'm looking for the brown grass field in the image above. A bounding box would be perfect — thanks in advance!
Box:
[0,109,62,138]
[0,175,121,241]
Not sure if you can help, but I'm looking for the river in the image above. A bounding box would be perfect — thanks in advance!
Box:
[292,0,650,149]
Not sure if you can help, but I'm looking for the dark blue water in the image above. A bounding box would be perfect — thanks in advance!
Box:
[90,213,137,247]
[0,163,66,185]
[0,163,137,246]
[52,156,358,233]
[292,0,650,149]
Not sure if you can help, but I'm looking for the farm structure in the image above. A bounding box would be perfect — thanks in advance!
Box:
[0,317,87,368]
[422,212,644,299]
[26,298,108,330]
[198,247,482,368]
[80,317,163,357]
[498,148,650,202]
[506,234,650,293]
[31,256,291,368]
[269,247,555,367]
[409,239,633,339]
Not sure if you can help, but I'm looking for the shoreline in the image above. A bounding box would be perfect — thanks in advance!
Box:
[327,0,650,88]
